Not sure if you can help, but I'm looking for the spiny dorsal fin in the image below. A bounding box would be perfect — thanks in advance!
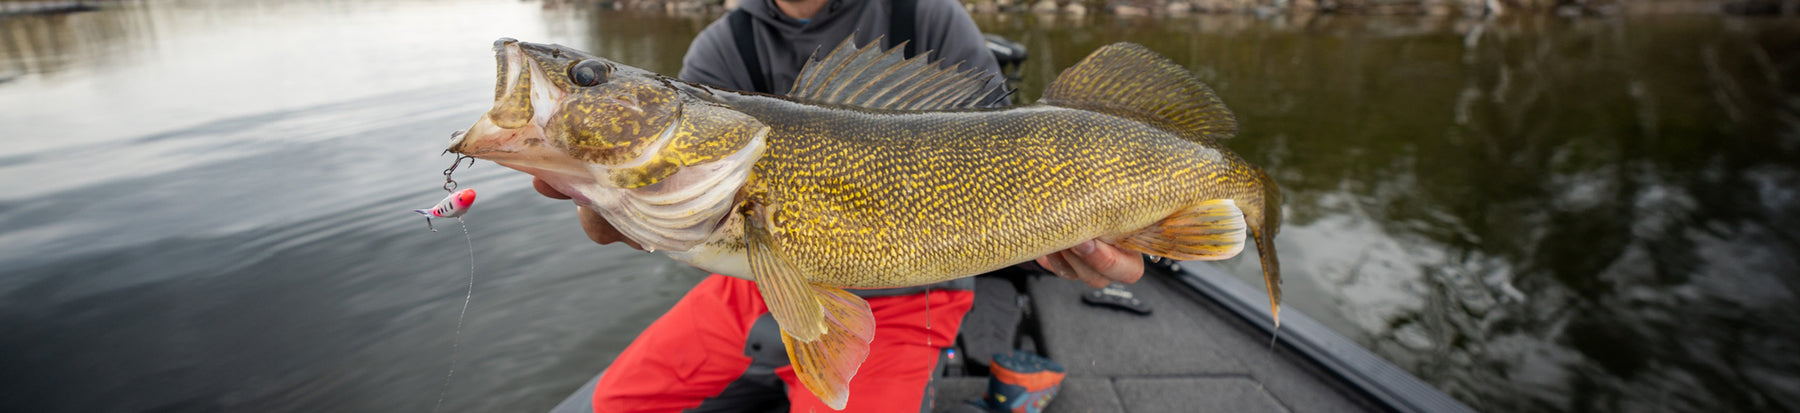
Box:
[1040,43,1237,142]
[788,36,1006,110]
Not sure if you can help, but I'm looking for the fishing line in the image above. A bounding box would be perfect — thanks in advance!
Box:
[430,150,479,413]
[1261,314,1281,379]
[433,217,477,413]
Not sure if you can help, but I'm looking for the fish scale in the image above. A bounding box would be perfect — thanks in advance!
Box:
[447,37,1280,410]
[721,101,1238,289]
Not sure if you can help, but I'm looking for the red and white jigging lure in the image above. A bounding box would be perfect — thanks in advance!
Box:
[416,188,476,231]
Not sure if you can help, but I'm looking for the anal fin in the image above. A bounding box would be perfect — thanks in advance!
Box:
[1115,199,1247,261]
[745,207,875,410]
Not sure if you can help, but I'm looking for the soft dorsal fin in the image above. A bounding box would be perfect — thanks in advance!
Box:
[788,36,1006,110]
[1040,43,1237,142]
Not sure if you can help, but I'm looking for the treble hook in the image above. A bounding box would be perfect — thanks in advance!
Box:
[441,131,477,192]
[442,156,475,191]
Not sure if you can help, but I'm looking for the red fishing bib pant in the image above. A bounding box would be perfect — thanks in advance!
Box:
[593,274,974,412]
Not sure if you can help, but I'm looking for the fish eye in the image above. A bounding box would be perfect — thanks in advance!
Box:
[569,60,607,87]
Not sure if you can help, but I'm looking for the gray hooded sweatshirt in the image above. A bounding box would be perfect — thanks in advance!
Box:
[678,0,1003,294]
[678,0,1004,99]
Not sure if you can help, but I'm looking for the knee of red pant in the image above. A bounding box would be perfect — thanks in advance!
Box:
[591,275,769,412]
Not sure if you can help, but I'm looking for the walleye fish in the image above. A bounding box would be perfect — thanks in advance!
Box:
[447,37,1283,409]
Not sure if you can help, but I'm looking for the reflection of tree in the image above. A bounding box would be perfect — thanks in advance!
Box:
[983,14,1800,413]
[535,7,716,75]
[1407,17,1799,413]
[0,3,156,80]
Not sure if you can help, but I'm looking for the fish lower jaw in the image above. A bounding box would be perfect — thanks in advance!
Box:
[455,120,606,191]
[452,116,564,163]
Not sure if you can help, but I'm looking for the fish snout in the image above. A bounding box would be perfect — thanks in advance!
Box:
[447,115,515,156]
[493,37,519,51]
[454,39,549,157]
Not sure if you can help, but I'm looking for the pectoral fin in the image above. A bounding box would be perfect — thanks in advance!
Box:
[1115,199,1247,261]
[744,209,875,410]
[747,214,825,341]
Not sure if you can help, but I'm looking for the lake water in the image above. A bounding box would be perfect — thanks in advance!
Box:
[1,1,1795,412]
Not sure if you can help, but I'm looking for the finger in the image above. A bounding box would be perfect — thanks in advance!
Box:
[534,177,571,200]
[1038,253,1073,280]
[1069,241,1145,284]
[1058,250,1113,289]
[576,206,642,250]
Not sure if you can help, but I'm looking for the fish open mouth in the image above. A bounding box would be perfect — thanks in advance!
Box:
[447,38,566,161]
[443,38,770,253]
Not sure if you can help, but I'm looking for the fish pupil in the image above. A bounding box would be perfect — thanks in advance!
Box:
[569,60,606,87]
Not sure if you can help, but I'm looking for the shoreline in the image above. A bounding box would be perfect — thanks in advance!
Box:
[545,0,1799,17]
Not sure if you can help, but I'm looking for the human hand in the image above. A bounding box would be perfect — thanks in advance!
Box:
[533,177,643,250]
[1034,241,1145,288]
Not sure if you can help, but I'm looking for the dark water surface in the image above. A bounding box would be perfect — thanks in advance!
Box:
[1,2,1795,412]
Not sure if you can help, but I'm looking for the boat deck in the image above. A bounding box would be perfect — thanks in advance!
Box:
[928,265,1380,412]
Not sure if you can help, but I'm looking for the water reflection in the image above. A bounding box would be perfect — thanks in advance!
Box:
[2,2,1797,413]
[0,3,712,412]
[1407,17,1800,412]
[539,2,715,74]
[0,4,153,81]
[979,13,1799,412]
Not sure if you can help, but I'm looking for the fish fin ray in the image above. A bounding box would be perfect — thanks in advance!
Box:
[1257,222,1282,328]
[744,206,875,409]
[1040,43,1237,142]
[1249,179,1284,327]
[1116,199,1247,261]
[745,209,825,341]
[789,36,1005,110]
[780,286,873,410]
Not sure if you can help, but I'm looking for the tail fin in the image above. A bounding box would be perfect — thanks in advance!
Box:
[1039,43,1236,143]
[1249,169,1283,327]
